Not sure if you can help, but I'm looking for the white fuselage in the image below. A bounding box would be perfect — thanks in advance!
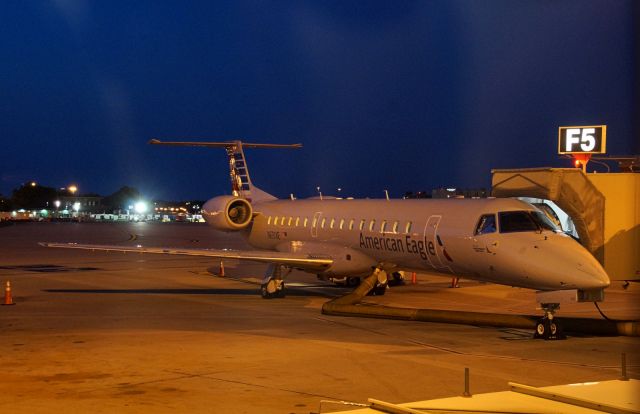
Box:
[204,197,610,292]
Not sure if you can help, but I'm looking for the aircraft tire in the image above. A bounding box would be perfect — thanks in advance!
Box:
[535,320,546,338]
[346,277,360,287]
[260,284,272,299]
[534,318,551,339]
[372,282,387,296]
[260,280,285,299]
[534,318,565,340]
[388,271,405,286]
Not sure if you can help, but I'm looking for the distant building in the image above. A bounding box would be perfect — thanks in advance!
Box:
[403,191,432,199]
[431,188,489,199]
[56,195,104,213]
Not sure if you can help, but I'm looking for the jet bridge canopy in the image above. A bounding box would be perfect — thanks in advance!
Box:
[491,168,605,262]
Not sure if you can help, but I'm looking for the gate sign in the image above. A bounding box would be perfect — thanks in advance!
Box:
[558,125,607,154]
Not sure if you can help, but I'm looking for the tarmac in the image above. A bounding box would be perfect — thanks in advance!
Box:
[0,222,638,413]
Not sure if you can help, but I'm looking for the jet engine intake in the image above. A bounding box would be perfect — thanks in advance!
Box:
[202,196,253,231]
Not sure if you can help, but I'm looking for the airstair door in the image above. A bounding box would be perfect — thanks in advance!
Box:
[311,212,322,238]
[424,215,452,272]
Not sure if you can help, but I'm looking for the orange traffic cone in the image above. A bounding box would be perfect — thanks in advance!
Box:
[3,281,15,306]
[219,260,225,277]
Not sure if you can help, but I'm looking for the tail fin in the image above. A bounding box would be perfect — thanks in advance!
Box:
[149,139,302,202]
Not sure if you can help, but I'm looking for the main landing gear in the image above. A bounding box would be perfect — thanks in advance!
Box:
[366,268,389,296]
[387,271,405,287]
[261,264,289,299]
[534,303,565,340]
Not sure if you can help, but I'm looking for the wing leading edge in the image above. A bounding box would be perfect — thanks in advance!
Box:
[38,243,332,272]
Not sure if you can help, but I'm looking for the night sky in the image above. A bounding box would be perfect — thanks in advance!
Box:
[2,1,638,201]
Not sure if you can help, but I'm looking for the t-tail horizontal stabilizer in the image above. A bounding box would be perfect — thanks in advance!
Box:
[149,139,302,202]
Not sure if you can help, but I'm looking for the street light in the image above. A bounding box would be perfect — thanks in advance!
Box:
[68,185,78,195]
[134,201,147,214]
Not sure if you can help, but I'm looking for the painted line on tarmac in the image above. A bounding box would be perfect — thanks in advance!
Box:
[314,315,634,370]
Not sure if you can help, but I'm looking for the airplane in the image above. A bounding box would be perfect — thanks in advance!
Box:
[41,139,611,339]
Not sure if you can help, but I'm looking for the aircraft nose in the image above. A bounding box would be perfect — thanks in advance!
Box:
[576,254,610,289]
[516,235,611,290]
[556,236,610,290]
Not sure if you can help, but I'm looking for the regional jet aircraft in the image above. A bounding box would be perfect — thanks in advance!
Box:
[42,140,610,339]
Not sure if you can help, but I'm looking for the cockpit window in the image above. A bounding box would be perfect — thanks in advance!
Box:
[531,211,560,232]
[475,214,496,235]
[498,211,558,233]
[499,211,538,233]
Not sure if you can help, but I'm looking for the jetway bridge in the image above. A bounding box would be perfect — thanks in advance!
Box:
[492,168,639,282]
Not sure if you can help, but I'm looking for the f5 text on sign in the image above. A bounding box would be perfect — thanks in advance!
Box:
[558,125,607,154]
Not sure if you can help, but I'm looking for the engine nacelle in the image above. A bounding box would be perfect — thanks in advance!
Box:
[202,195,253,231]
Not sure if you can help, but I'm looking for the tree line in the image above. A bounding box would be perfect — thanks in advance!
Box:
[0,183,142,211]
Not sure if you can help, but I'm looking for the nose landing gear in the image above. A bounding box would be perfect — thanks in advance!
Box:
[534,303,566,340]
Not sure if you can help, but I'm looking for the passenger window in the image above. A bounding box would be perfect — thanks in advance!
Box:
[349,219,354,230]
[339,219,345,230]
[321,218,326,228]
[312,217,317,228]
[359,219,365,231]
[304,217,308,227]
[330,218,335,229]
[369,220,376,232]
[475,214,497,235]
[392,221,399,233]
[281,216,286,225]
[267,216,272,225]
[273,217,279,226]
[288,217,293,226]
[295,217,300,227]
[405,221,412,234]
[380,220,387,233]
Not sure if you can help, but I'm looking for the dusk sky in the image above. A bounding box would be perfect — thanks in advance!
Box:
[2,1,638,201]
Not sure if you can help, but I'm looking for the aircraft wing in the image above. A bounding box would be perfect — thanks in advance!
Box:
[38,242,333,272]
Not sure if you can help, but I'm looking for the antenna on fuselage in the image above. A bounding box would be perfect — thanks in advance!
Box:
[148,139,301,201]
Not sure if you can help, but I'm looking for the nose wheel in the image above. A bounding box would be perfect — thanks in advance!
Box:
[534,303,565,340]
